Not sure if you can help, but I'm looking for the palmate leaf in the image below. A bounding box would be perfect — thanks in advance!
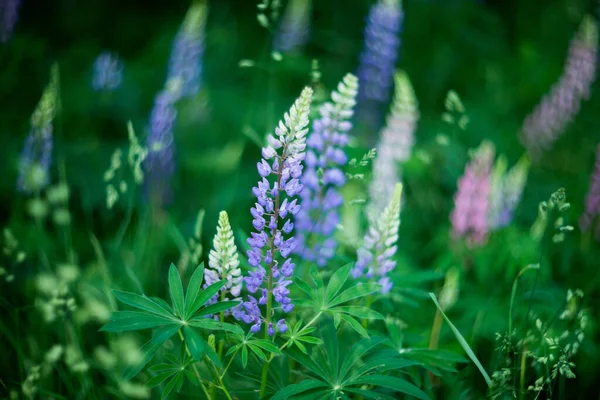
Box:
[271,380,329,400]
[112,290,174,319]
[183,325,205,361]
[349,375,430,400]
[188,318,244,335]
[184,262,205,316]
[161,371,184,400]
[338,313,369,338]
[191,297,237,318]
[338,337,387,382]
[325,262,353,302]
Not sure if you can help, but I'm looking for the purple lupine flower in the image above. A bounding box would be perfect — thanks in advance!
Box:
[273,0,311,53]
[0,0,21,43]
[520,16,597,159]
[17,66,59,194]
[351,183,403,294]
[368,70,418,220]
[580,144,600,239]
[450,141,495,246]
[295,74,358,267]
[144,80,178,205]
[356,0,403,130]
[92,52,123,91]
[167,2,206,100]
[233,87,313,336]
[488,155,530,230]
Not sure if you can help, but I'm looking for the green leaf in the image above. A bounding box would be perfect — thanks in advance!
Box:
[339,337,386,381]
[271,380,328,400]
[184,263,205,317]
[285,345,328,378]
[325,263,352,302]
[294,277,313,299]
[250,339,281,354]
[339,314,369,338]
[147,370,177,388]
[333,306,384,320]
[161,372,184,399]
[149,363,180,374]
[351,375,430,400]
[187,281,228,317]
[344,388,396,400]
[192,300,240,318]
[168,264,185,318]
[328,283,380,307]
[151,297,174,314]
[248,344,267,361]
[113,290,174,318]
[100,311,176,332]
[188,318,244,335]
[183,326,205,361]
[123,324,180,379]
[429,293,491,387]
[241,345,248,368]
[203,336,222,368]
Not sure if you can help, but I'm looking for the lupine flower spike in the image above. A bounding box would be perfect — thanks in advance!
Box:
[450,141,495,246]
[204,211,243,308]
[295,73,359,266]
[0,0,21,43]
[144,78,180,205]
[167,2,207,100]
[233,87,313,335]
[580,144,600,239]
[356,0,403,130]
[351,183,403,294]
[92,52,124,91]
[368,70,418,221]
[17,65,60,194]
[488,154,530,230]
[273,0,311,53]
[520,16,597,159]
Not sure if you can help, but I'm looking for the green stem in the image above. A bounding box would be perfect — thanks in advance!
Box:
[362,296,373,329]
[221,348,240,379]
[508,264,540,339]
[211,291,228,399]
[178,330,211,399]
[203,354,234,400]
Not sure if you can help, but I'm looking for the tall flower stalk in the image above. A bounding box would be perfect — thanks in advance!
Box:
[351,183,403,293]
[17,65,59,194]
[580,144,600,239]
[356,0,403,130]
[520,16,597,159]
[295,73,358,267]
[234,86,313,337]
[450,141,495,246]
[368,70,418,220]
[488,154,530,230]
[273,0,311,53]
[167,2,207,100]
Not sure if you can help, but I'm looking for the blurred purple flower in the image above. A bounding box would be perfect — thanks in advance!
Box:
[580,144,600,239]
[92,52,123,91]
[295,74,358,267]
[520,16,597,159]
[233,87,312,336]
[356,0,403,130]
[167,3,206,100]
[273,0,311,53]
[1,0,21,43]
[450,141,495,246]
[144,85,178,205]
[488,155,530,230]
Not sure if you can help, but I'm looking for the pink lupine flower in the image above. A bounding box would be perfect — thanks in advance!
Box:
[450,141,495,245]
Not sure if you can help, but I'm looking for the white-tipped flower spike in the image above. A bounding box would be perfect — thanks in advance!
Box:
[352,183,403,294]
[205,211,242,299]
[368,70,419,221]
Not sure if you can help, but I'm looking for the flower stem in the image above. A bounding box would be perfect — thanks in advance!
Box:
[178,330,211,399]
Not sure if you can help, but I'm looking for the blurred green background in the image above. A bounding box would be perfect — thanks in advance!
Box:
[1,0,600,398]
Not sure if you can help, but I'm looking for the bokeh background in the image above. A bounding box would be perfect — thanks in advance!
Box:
[1,0,600,398]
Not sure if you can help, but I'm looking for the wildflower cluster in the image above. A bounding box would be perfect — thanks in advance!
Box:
[356,0,403,129]
[580,144,600,238]
[204,211,243,304]
[295,73,358,266]
[234,87,313,335]
[92,51,123,91]
[530,187,573,243]
[520,16,598,159]
[368,70,418,220]
[352,183,403,293]
[450,140,495,245]
[273,0,311,53]
[17,65,59,194]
